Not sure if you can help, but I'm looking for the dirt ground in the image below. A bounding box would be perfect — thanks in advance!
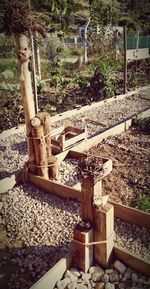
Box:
[87,125,150,209]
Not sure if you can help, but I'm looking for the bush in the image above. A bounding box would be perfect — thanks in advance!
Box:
[136,196,150,213]
[45,34,66,68]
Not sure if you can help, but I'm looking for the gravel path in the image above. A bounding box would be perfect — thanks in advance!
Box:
[0,87,150,180]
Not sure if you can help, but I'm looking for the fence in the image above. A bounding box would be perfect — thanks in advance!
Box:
[127,36,150,50]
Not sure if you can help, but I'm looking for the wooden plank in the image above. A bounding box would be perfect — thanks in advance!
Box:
[51,126,64,137]
[64,132,86,148]
[0,174,16,193]
[114,246,150,276]
[30,255,72,289]
[29,174,82,202]
[109,200,150,229]
[94,203,114,267]
[73,226,93,272]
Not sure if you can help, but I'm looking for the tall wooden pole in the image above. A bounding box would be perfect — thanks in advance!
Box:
[15,34,36,166]
[30,31,39,114]
[123,26,127,94]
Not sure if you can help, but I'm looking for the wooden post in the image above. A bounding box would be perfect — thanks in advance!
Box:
[59,134,65,151]
[123,26,127,94]
[48,156,59,180]
[34,32,41,80]
[36,112,52,157]
[81,176,102,225]
[94,203,114,268]
[15,34,36,167]
[30,31,38,114]
[31,118,49,179]
[73,225,93,272]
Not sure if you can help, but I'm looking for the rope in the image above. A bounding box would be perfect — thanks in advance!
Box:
[73,231,114,247]
[31,162,57,168]
[27,130,51,140]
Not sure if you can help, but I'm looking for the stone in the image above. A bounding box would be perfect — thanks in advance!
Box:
[105,269,113,274]
[105,283,115,289]
[69,274,78,282]
[102,274,109,283]
[89,266,104,275]
[92,272,104,282]
[95,282,105,289]
[109,271,119,282]
[57,277,70,289]
[70,268,81,277]
[113,260,126,274]
[82,273,91,281]
[131,273,138,283]
[76,284,88,289]
[64,270,72,278]
[67,281,77,289]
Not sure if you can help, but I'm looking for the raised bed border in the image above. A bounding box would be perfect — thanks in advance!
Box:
[0,85,149,140]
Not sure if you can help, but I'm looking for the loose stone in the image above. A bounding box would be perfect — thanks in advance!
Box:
[113,260,126,274]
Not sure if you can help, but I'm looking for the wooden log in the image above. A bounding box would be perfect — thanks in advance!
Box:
[48,156,59,180]
[15,34,35,167]
[81,176,102,225]
[36,112,52,157]
[31,122,49,179]
[73,225,93,272]
[94,203,114,268]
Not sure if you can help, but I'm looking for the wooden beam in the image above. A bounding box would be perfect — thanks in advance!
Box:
[29,174,82,202]
[109,200,150,229]
[73,226,93,272]
[114,246,150,276]
[30,255,72,289]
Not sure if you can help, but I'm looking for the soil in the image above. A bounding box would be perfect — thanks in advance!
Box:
[87,125,150,209]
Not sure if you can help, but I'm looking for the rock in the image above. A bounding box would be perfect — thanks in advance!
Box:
[92,271,104,282]
[82,273,91,281]
[70,268,81,277]
[118,282,125,289]
[109,271,119,282]
[67,281,77,289]
[131,273,138,283]
[105,269,113,274]
[69,274,78,282]
[64,270,72,278]
[57,277,70,289]
[113,260,126,274]
[95,282,105,289]
[76,284,88,289]
[102,274,109,283]
[105,283,115,289]
[89,266,104,275]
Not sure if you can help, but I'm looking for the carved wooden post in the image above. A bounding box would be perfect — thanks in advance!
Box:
[36,112,52,157]
[15,34,35,168]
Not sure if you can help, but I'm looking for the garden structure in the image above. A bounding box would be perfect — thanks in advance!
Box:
[0,3,150,288]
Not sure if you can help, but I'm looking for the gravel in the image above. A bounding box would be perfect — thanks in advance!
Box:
[0,87,150,179]
[55,261,150,289]
[0,183,81,289]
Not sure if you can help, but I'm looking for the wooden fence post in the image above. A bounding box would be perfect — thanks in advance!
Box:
[36,112,52,157]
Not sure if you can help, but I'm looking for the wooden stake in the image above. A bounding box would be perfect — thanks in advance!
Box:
[73,224,93,272]
[94,203,114,267]
[48,156,59,180]
[36,112,52,157]
[15,34,36,167]
[31,119,49,179]
[123,26,127,94]
[81,176,102,225]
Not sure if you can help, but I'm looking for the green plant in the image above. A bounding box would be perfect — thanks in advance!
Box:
[36,78,45,94]
[133,116,150,133]
[45,34,67,68]
[0,82,20,96]
[76,76,91,88]
[136,195,150,213]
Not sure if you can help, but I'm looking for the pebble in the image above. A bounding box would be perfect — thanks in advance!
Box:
[113,260,126,274]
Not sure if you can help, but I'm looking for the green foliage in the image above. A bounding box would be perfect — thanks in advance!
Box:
[76,76,91,88]
[45,34,66,67]
[127,70,138,88]
[133,117,150,133]
[0,82,20,97]
[90,0,116,29]
[136,195,150,213]
[36,78,45,94]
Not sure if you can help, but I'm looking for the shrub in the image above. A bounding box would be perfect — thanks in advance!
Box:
[45,34,66,68]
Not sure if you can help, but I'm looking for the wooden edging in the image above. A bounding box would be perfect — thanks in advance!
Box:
[114,246,150,276]
[30,255,72,289]
[29,246,150,289]
[29,174,150,230]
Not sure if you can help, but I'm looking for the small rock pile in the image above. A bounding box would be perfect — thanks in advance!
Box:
[59,158,80,187]
[55,260,150,289]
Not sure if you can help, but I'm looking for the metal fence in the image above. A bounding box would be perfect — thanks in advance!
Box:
[127,36,150,50]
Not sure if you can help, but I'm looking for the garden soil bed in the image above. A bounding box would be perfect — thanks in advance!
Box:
[86,126,150,210]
